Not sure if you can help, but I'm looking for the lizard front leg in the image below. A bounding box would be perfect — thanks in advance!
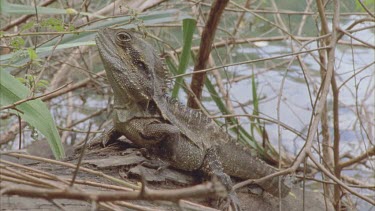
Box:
[117,118,205,171]
[201,147,241,211]
[74,127,122,151]
[99,127,122,147]
[117,118,178,147]
[124,119,240,209]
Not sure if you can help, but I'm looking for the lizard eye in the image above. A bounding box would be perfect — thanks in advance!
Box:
[116,32,131,43]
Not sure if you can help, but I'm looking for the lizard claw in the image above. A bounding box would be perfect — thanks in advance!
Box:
[140,158,170,174]
[155,163,169,174]
[74,128,121,152]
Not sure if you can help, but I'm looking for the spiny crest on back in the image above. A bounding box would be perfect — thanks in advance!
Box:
[154,57,172,94]
[164,95,212,126]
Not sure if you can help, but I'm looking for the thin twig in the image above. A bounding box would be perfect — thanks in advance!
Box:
[0,84,69,110]
[0,181,222,202]
[339,147,375,169]
[172,46,330,79]
[70,123,92,187]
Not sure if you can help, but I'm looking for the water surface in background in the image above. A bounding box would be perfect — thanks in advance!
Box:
[215,19,374,209]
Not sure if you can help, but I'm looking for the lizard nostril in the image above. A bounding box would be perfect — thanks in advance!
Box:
[136,61,147,70]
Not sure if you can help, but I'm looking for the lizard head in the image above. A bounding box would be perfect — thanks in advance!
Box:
[96,28,166,104]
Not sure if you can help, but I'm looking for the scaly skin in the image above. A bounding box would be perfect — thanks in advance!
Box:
[95,28,291,209]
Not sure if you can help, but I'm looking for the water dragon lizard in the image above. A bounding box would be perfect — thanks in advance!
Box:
[94,28,291,210]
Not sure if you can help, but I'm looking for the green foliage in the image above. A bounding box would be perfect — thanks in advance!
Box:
[250,72,259,137]
[20,21,35,32]
[41,18,65,32]
[355,0,375,12]
[40,17,75,32]
[204,76,263,152]
[17,74,49,92]
[10,37,25,50]
[27,48,38,60]
[1,10,190,71]
[172,18,196,98]
[0,70,65,159]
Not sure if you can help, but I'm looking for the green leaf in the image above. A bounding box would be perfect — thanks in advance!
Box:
[21,21,35,32]
[10,37,25,50]
[41,18,65,32]
[250,72,258,136]
[355,0,375,12]
[165,57,179,75]
[0,70,65,159]
[27,48,38,60]
[172,18,196,98]
[251,72,259,116]
[37,79,49,88]
[0,41,96,63]
[205,76,263,152]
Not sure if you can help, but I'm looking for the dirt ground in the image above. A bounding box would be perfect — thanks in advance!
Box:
[0,140,333,211]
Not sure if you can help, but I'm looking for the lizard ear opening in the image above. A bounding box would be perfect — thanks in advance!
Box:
[116,32,131,45]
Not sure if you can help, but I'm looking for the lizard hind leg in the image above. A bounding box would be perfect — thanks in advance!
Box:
[201,147,242,211]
